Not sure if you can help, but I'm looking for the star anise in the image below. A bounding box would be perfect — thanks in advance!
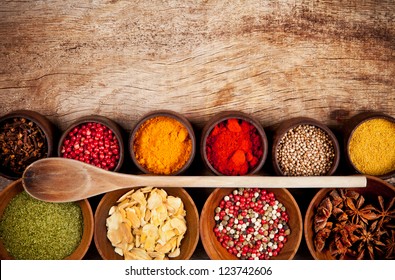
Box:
[329,189,357,208]
[329,189,345,208]
[328,222,361,259]
[314,222,332,252]
[329,237,357,260]
[355,220,386,260]
[345,195,379,225]
[313,189,394,260]
[383,230,395,259]
[376,196,395,230]
[332,222,361,247]
[345,190,361,200]
[332,207,348,222]
[314,197,332,233]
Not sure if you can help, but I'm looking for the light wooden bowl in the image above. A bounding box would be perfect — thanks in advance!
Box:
[200,187,302,260]
[200,111,268,176]
[304,175,395,260]
[0,179,94,260]
[129,110,196,175]
[0,110,56,180]
[343,112,395,180]
[272,117,340,176]
[58,115,125,172]
[94,187,199,260]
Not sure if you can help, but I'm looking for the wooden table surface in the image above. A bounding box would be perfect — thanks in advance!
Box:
[0,0,394,260]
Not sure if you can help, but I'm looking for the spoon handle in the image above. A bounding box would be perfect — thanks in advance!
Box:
[133,175,367,189]
[21,158,367,203]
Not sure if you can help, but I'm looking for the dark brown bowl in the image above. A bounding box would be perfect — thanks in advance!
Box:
[0,179,94,260]
[304,175,395,260]
[0,110,55,180]
[94,187,199,260]
[200,187,303,260]
[58,115,124,172]
[343,112,395,180]
[272,117,340,176]
[200,111,268,176]
[129,110,196,175]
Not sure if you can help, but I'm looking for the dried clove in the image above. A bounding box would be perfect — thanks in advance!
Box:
[0,117,48,176]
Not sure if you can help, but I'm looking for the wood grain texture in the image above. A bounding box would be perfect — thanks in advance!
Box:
[0,0,394,131]
[0,0,394,260]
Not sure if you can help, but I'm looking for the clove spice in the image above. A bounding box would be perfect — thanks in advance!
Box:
[0,117,48,176]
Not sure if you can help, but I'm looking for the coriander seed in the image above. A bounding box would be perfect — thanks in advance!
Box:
[276,124,335,176]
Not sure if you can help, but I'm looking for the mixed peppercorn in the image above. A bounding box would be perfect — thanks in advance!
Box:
[60,122,120,170]
[214,188,291,260]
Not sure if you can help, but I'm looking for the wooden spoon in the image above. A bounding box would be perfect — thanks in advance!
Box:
[22,158,367,202]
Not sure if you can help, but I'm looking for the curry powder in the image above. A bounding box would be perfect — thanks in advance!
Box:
[133,116,192,175]
[348,118,395,176]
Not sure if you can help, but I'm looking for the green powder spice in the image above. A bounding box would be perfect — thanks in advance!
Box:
[0,191,83,260]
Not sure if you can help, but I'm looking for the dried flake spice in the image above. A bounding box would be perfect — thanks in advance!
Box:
[0,191,83,260]
[106,187,187,260]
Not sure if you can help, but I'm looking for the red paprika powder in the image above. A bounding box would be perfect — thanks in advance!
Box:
[205,118,264,175]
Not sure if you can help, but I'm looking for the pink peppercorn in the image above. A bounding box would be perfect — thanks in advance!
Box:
[60,122,120,171]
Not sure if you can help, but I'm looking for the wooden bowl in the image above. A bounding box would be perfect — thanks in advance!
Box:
[58,115,125,172]
[0,110,55,180]
[0,179,94,260]
[200,111,268,175]
[272,117,340,176]
[94,187,199,260]
[304,175,395,260]
[200,187,303,260]
[343,112,395,180]
[129,110,196,175]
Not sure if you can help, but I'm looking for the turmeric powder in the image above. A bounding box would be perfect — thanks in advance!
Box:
[133,116,192,175]
[348,118,395,176]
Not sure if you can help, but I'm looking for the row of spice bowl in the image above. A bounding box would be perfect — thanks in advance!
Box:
[0,109,394,260]
[0,179,199,260]
[202,174,395,260]
[0,176,299,260]
[1,110,394,179]
[1,174,393,260]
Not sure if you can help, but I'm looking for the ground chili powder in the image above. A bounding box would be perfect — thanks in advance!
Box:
[205,118,263,175]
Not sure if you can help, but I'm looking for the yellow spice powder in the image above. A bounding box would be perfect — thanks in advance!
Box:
[133,116,192,175]
[348,118,395,176]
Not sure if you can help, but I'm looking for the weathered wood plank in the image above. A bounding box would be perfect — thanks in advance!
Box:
[1,1,394,261]
[0,0,394,131]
